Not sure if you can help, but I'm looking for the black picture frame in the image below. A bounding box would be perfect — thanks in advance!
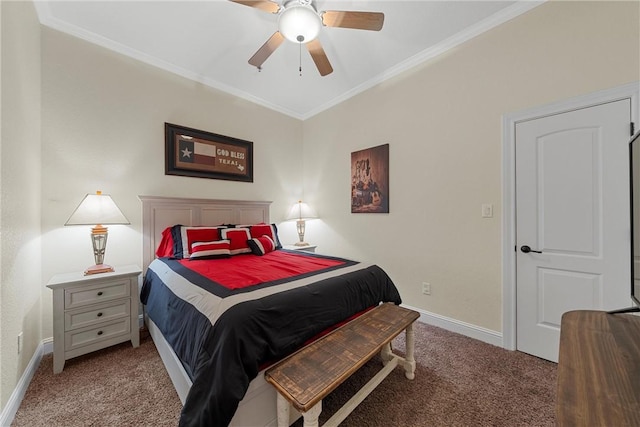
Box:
[165,123,253,182]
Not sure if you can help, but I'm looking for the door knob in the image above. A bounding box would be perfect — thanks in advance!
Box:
[521,245,542,254]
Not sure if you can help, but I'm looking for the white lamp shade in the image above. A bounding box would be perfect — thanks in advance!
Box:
[286,201,317,221]
[278,4,321,43]
[65,192,130,226]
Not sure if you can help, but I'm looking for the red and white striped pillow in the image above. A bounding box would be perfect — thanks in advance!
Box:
[247,235,276,256]
[174,226,224,259]
[189,240,231,260]
[248,223,282,249]
[219,228,252,255]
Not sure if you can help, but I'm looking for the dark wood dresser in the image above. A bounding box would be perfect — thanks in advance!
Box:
[557,310,640,426]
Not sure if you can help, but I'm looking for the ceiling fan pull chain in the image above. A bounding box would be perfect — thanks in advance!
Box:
[299,41,303,76]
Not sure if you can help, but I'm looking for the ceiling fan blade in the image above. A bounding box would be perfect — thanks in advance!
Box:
[322,11,384,31]
[230,0,280,14]
[248,32,285,69]
[306,39,333,77]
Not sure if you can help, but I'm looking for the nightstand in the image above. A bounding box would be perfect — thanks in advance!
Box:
[283,244,317,253]
[46,265,142,373]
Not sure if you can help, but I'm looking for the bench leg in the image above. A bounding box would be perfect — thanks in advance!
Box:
[302,401,322,427]
[380,342,393,365]
[381,324,416,379]
[276,393,290,427]
[402,323,416,380]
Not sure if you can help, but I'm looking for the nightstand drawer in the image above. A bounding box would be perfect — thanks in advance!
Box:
[64,279,130,309]
[65,318,131,351]
[65,300,131,330]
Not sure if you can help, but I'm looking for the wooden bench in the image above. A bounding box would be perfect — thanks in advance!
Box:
[264,303,420,427]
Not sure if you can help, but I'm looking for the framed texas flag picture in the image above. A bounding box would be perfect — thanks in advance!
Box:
[165,123,253,182]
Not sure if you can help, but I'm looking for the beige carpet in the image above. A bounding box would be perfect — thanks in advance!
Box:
[12,329,182,426]
[12,323,556,426]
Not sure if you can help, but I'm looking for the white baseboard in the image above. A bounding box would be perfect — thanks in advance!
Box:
[402,304,503,348]
[0,338,52,427]
[42,337,53,355]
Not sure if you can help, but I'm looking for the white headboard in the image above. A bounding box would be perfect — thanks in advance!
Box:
[139,196,271,271]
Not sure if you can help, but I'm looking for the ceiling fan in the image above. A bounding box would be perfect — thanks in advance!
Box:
[230,0,384,76]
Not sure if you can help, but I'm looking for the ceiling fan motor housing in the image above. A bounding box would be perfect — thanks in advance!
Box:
[278,2,322,43]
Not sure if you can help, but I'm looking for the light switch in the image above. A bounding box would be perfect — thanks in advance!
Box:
[481,203,493,218]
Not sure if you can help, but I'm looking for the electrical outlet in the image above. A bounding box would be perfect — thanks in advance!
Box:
[18,332,23,354]
[482,203,494,218]
[422,282,431,295]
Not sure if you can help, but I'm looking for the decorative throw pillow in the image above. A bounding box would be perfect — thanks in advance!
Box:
[189,240,231,260]
[249,223,282,249]
[171,225,224,259]
[156,226,175,258]
[247,235,276,256]
[219,228,252,255]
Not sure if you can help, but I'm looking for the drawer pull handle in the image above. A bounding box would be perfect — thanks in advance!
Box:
[97,291,104,296]
[97,312,103,317]
[97,330,103,336]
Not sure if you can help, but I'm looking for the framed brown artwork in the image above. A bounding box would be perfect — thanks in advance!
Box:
[165,123,253,182]
[351,143,389,213]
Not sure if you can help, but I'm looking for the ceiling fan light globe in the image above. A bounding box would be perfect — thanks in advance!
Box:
[278,4,321,43]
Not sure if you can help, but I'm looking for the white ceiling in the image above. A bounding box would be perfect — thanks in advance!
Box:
[35,0,542,120]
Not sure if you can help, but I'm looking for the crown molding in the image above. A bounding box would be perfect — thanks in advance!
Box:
[34,1,545,121]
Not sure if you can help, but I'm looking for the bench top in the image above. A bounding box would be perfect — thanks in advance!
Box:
[264,303,419,412]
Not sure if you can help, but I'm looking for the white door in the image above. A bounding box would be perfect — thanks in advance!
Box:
[515,99,632,362]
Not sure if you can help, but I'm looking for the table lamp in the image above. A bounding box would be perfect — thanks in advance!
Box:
[286,200,317,246]
[65,191,130,275]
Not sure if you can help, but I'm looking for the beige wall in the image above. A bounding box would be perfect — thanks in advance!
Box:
[302,1,640,332]
[39,28,304,339]
[0,1,42,409]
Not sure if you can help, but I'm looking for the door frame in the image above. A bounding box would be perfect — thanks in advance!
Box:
[501,82,640,351]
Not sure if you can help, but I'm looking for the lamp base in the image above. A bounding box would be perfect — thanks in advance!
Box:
[84,264,115,276]
[294,242,310,247]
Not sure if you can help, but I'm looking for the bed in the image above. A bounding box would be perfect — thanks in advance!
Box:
[139,196,402,426]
